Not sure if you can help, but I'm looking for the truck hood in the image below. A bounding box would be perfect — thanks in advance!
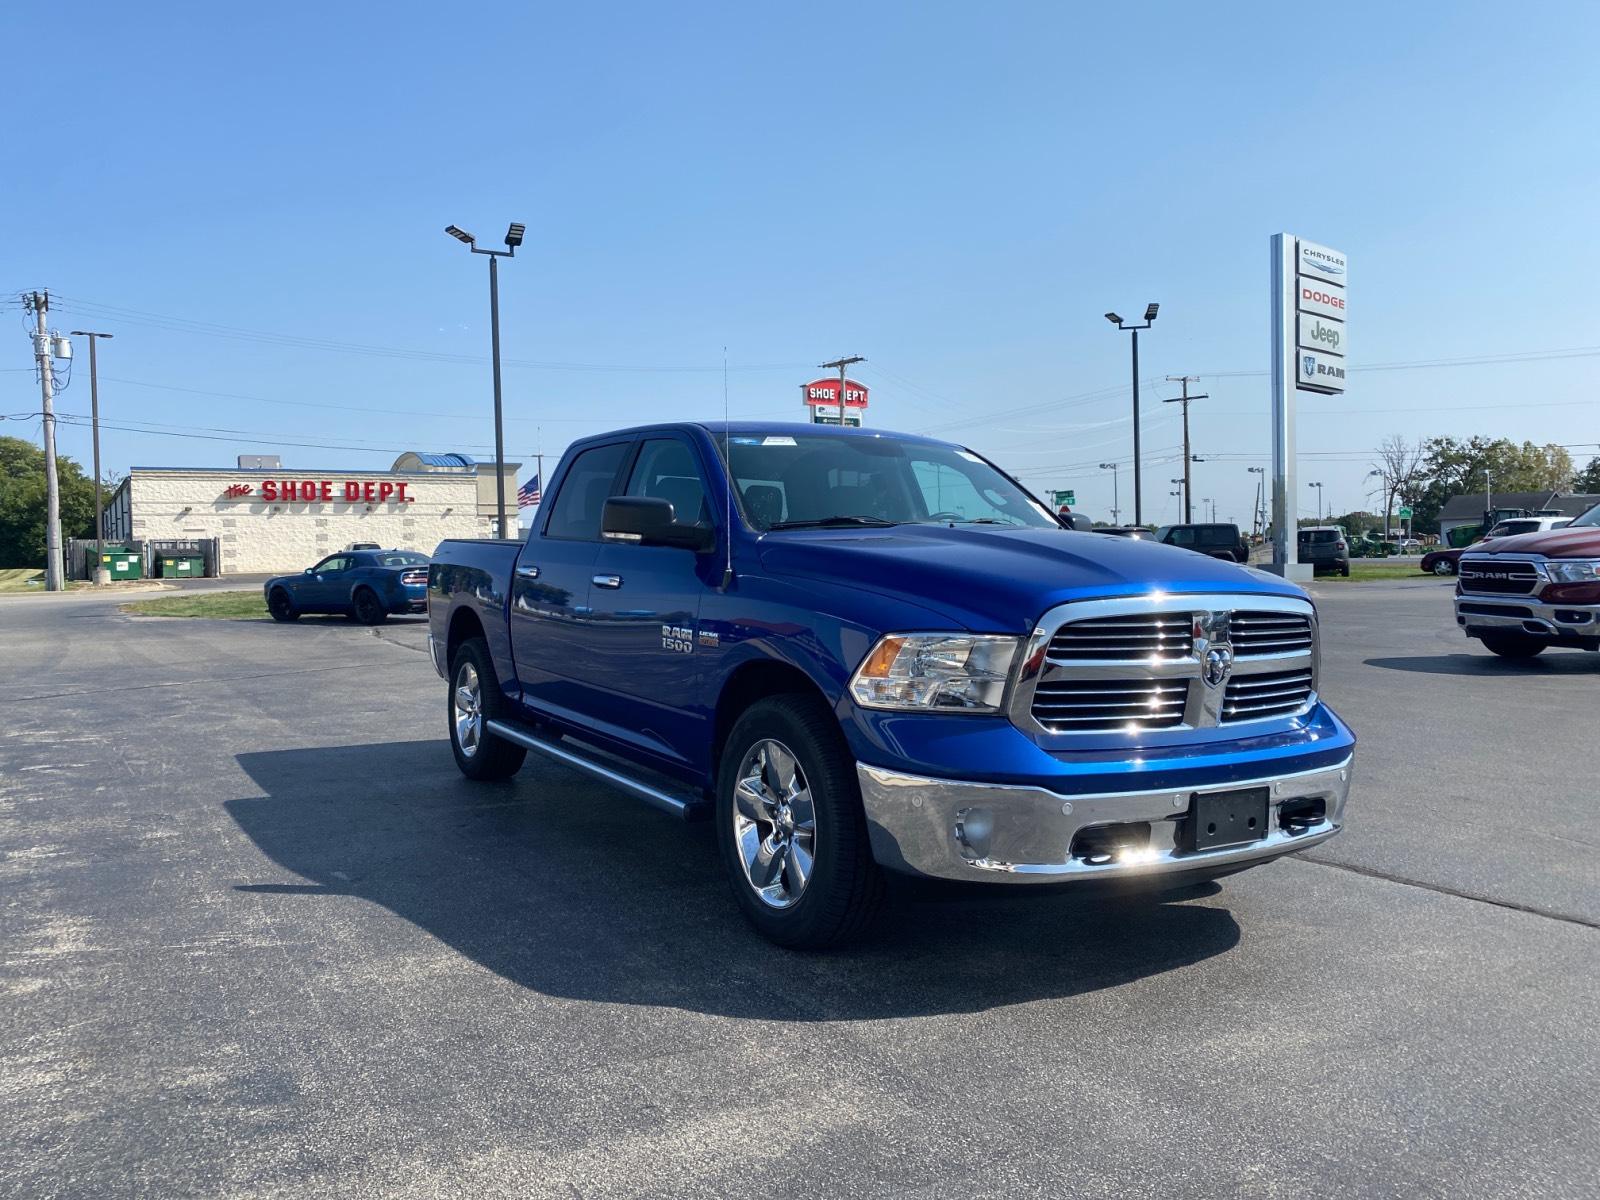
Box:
[756,524,1304,634]
[1467,526,1600,558]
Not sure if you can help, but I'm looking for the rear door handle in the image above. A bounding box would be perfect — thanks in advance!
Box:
[592,574,622,589]
[515,564,540,579]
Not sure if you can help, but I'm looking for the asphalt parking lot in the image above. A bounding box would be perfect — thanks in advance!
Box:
[2,579,1596,1199]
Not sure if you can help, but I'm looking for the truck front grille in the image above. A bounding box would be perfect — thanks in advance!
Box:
[1230,611,1313,657]
[1046,614,1193,661]
[1031,679,1189,732]
[1016,594,1319,736]
[1458,560,1540,595]
[1222,669,1315,722]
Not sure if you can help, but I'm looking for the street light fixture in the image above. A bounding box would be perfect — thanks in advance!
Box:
[1105,302,1159,524]
[1099,461,1120,523]
[68,330,114,583]
[445,219,526,537]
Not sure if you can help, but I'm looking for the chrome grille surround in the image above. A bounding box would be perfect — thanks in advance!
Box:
[1458,555,1543,597]
[1010,593,1318,736]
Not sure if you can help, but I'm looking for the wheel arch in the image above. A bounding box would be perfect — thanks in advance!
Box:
[711,659,832,775]
[446,604,488,666]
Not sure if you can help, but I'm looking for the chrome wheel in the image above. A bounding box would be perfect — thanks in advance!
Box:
[453,662,483,758]
[1433,560,1455,576]
[732,738,817,909]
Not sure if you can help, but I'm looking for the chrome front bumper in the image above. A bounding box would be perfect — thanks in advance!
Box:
[858,756,1351,884]
[1455,595,1600,639]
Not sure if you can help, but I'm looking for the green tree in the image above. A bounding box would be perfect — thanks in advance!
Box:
[0,436,100,568]
[1409,437,1578,534]
[1573,456,1600,493]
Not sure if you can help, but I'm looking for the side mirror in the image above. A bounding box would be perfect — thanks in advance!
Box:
[304,567,315,574]
[601,496,714,552]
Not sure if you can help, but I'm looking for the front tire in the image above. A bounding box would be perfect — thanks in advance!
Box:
[1433,559,1457,576]
[267,588,299,622]
[448,638,527,780]
[716,694,884,949]
[1480,631,1547,660]
[352,587,388,625]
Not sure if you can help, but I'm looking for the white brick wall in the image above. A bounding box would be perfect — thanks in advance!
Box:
[127,470,495,574]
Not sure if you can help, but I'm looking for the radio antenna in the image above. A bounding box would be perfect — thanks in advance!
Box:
[721,345,734,590]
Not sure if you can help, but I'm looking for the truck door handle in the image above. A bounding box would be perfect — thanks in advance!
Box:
[592,574,623,589]
[515,564,540,579]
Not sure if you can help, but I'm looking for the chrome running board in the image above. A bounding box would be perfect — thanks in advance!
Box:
[484,719,706,819]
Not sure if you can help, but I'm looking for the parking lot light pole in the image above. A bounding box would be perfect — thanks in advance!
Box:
[68,330,114,584]
[1098,462,1120,523]
[1309,481,1324,524]
[1105,304,1158,525]
[446,222,525,538]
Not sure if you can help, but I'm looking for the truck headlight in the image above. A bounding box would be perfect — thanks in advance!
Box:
[848,634,1021,712]
[1544,559,1600,583]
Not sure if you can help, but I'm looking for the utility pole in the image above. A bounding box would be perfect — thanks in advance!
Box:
[26,292,64,591]
[1099,462,1120,524]
[1248,467,1265,540]
[818,355,865,426]
[69,330,114,584]
[1163,376,1207,524]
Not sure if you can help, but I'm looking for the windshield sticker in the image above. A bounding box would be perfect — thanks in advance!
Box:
[957,450,984,463]
[762,436,798,446]
[729,436,763,445]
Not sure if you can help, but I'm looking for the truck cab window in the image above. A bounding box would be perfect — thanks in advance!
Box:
[624,439,710,526]
[542,442,629,541]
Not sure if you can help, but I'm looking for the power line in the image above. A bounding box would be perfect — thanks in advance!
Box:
[50,295,812,374]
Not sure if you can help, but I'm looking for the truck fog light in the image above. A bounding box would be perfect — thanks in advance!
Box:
[953,807,994,860]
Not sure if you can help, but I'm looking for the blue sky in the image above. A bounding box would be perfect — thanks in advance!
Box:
[5,0,1599,527]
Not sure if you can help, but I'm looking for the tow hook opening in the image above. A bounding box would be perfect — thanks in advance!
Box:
[1070,822,1153,866]
[1279,797,1326,835]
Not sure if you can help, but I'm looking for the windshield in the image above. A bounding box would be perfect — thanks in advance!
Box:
[376,552,429,567]
[720,433,1058,531]
[1300,530,1340,544]
[1568,505,1600,528]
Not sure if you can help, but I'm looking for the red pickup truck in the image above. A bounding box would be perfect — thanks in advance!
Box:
[1454,504,1600,658]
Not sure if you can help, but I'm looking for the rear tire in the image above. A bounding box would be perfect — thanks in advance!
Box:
[352,587,388,625]
[1433,560,1456,576]
[716,694,884,949]
[1480,631,1547,660]
[1339,564,1350,577]
[267,588,299,622]
[448,637,527,780]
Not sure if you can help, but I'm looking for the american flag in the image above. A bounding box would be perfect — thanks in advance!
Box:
[517,473,541,508]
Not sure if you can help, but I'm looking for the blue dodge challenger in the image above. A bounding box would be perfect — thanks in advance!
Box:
[264,549,430,624]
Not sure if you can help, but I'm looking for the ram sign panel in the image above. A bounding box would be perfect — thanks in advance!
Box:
[1297,350,1348,393]
[1297,312,1347,358]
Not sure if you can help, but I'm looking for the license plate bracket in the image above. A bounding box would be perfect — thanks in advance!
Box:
[1188,787,1270,852]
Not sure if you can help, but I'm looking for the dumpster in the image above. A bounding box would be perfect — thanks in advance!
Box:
[101,549,143,580]
[157,553,204,579]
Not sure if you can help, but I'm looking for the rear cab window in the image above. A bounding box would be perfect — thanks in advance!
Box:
[541,441,631,541]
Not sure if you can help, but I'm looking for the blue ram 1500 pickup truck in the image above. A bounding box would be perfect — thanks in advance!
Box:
[429,422,1354,948]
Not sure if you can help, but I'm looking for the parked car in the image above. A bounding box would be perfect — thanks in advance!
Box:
[429,422,1354,949]
[1453,503,1600,658]
[1420,518,1570,576]
[1421,546,1468,576]
[1298,527,1350,576]
[1153,523,1249,563]
[265,549,430,623]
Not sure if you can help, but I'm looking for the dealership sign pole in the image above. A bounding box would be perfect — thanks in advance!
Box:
[1270,234,1347,577]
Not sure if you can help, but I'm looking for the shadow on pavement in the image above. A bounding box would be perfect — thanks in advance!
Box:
[228,740,1241,1021]
[1365,653,1598,676]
